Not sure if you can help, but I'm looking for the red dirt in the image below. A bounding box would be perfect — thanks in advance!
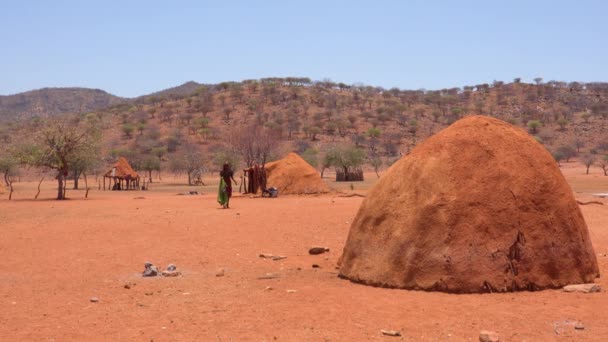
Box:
[265,152,330,194]
[0,167,607,340]
[340,116,599,293]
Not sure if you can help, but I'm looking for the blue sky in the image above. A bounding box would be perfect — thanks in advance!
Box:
[1,0,606,97]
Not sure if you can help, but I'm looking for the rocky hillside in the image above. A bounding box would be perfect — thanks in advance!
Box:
[3,77,608,178]
[0,87,126,121]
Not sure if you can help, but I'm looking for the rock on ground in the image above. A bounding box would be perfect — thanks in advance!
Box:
[309,247,330,255]
[479,330,499,342]
[563,283,601,293]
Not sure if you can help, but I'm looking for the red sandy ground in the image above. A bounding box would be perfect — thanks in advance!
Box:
[1,164,607,341]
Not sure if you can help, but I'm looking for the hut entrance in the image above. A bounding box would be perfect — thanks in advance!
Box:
[241,164,267,194]
[103,157,141,191]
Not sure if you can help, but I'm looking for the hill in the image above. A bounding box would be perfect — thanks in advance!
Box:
[2,77,608,180]
[0,87,126,121]
[135,81,205,103]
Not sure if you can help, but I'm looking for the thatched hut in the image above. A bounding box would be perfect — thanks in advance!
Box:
[103,157,140,190]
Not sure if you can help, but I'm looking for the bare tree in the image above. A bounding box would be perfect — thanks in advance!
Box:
[230,123,281,168]
[17,119,101,200]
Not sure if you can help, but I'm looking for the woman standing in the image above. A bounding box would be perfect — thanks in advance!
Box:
[218,162,238,209]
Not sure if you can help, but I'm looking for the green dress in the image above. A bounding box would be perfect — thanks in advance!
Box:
[217,178,228,206]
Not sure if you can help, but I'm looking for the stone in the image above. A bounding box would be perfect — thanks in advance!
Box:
[312,264,321,268]
[90,297,99,303]
[286,289,297,293]
[575,322,585,330]
[309,247,330,255]
[161,270,181,277]
[166,264,177,271]
[381,330,401,337]
[257,273,280,279]
[142,263,158,277]
[563,283,601,293]
[216,269,225,277]
[479,330,500,342]
[259,253,274,259]
[272,256,287,261]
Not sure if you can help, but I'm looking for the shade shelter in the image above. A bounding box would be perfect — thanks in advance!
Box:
[103,157,140,191]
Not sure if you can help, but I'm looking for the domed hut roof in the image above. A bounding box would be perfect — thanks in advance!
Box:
[338,116,599,293]
[264,152,329,194]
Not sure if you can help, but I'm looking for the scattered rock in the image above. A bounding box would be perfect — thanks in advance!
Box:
[142,263,158,277]
[563,283,601,293]
[161,270,182,277]
[258,273,280,280]
[272,255,287,261]
[216,269,225,277]
[575,322,585,330]
[312,264,321,268]
[479,330,500,342]
[90,297,99,303]
[381,330,401,337]
[123,282,136,289]
[166,264,177,271]
[259,253,274,259]
[309,247,330,255]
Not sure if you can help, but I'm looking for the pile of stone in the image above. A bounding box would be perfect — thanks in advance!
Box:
[142,262,181,277]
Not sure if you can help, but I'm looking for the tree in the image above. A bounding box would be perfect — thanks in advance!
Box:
[121,123,135,138]
[582,154,595,175]
[369,152,382,178]
[552,151,564,166]
[170,144,206,185]
[19,119,101,200]
[151,146,167,180]
[324,144,365,176]
[556,145,577,162]
[301,147,319,169]
[366,127,381,140]
[598,155,608,176]
[0,151,18,199]
[556,118,568,131]
[527,120,541,134]
[230,123,281,168]
[139,155,160,183]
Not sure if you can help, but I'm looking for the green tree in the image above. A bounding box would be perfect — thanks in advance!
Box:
[556,118,568,131]
[122,123,135,138]
[527,120,541,134]
[301,148,319,169]
[556,145,576,162]
[324,144,365,176]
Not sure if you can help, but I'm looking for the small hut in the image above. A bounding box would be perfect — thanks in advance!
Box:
[103,157,140,191]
